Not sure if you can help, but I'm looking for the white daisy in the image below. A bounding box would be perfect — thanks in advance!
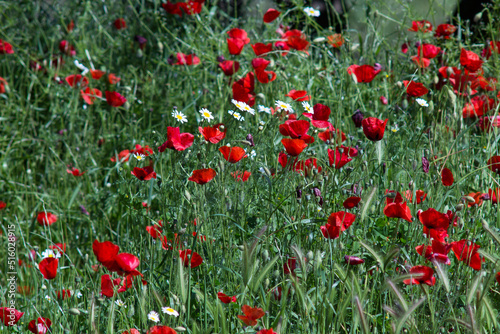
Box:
[75,291,83,298]
[134,153,145,161]
[228,110,245,121]
[302,101,312,113]
[232,99,255,115]
[172,110,188,123]
[416,98,429,107]
[304,7,320,17]
[258,105,271,114]
[45,295,52,302]
[249,150,256,159]
[275,100,294,113]
[199,108,214,122]
[41,249,61,259]
[162,307,179,317]
[115,300,127,307]
[148,311,160,323]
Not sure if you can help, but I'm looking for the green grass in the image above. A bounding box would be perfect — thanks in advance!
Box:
[1,0,500,333]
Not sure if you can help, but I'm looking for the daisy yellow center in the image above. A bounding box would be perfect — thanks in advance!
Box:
[203,112,210,117]
[137,156,143,160]
[176,115,183,120]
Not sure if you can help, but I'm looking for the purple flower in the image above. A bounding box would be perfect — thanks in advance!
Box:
[422,156,429,173]
[79,205,89,216]
[351,110,364,128]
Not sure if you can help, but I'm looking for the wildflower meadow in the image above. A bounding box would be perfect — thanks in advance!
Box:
[2,0,500,333]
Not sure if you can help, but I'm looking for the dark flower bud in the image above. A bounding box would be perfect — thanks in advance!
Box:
[422,156,430,173]
[318,196,324,206]
[373,63,382,71]
[167,55,175,65]
[344,255,364,265]
[296,186,302,200]
[414,41,421,48]
[79,205,89,216]
[312,187,321,197]
[352,110,364,128]
[246,134,255,147]
[216,55,225,62]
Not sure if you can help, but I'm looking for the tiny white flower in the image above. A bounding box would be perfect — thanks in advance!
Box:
[304,7,320,17]
[391,124,400,133]
[172,110,188,123]
[258,105,271,114]
[232,99,254,115]
[134,153,145,161]
[416,98,429,107]
[76,291,83,298]
[115,299,127,308]
[250,150,256,159]
[45,295,52,302]
[302,101,312,113]
[228,110,245,121]
[41,249,61,259]
[148,310,160,323]
[275,100,294,113]
[259,121,265,126]
[162,307,179,317]
[199,108,214,122]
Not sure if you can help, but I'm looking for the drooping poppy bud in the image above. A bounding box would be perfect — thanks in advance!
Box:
[361,117,388,141]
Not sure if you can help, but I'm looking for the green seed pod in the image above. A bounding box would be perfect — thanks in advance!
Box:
[262,250,269,261]
[174,327,187,332]
[464,196,475,203]
[184,189,191,202]
[68,308,81,316]
[455,203,464,211]
[401,99,409,109]
[264,278,270,289]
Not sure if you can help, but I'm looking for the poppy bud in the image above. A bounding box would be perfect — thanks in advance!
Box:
[174,327,187,332]
[380,96,388,105]
[246,134,255,146]
[401,99,408,109]
[422,156,430,173]
[263,166,271,177]
[428,100,434,113]
[136,49,143,58]
[373,63,382,71]
[351,110,364,128]
[463,196,476,203]
[455,203,464,211]
[68,308,81,315]
[238,245,244,251]
[414,41,421,48]
[474,12,482,22]
[296,187,302,201]
[157,41,164,52]
[184,189,191,202]
[433,75,439,85]
[313,37,326,43]
[216,55,225,62]
[264,278,270,289]
[386,192,397,199]
[396,81,403,88]
[262,250,269,261]
[312,187,321,197]
[345,255,365,265]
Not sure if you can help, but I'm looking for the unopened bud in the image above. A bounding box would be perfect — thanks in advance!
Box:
[238,245,244,251]
[174,327,187,332]
[474,12,483,22]
[396,81,403,89]
[184,189,191,202]
[68,308,81,315]
[262,250,269,261]
[455,203,464,211]
[464,196,476,203]
[313,37,326,43]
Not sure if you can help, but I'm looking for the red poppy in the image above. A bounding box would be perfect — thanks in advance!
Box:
[479,116,500,132]
[123,329,141,334]
[80,87,102,105]
[411,56,431,68]
[408,20,433,32]
[0,201,6,210]
[403,80,429,97]
[465,192,483,207]
[380,96,388,105]
[162,1,183,16]
[347,64,381,83]
[279,120,314,143]
[174,53,200,66]
[50,243,66,253]
[252,58,276,84]
[219,60,239,76]
[451,240,483,270]
[158,127,194,152]
[462,95,495,118]
[460,48,483,72]
[477,76,497,91]
[105,91,127,107]
[131,166,157,181]
[328,146,356,169]
[286,89,310,101]
[283,257,298,275]
[189,168,216,184]
[37,212,57,226]
[404,190,427,204]
[56,289,72,300]
[441,167,454,186]
[199,124,226,144]
[39,257,58,280]
[318,128,346,143]
[114,18,126,30]
[231,170,251,182]
[274,40,290,56]
[281,138,307,156]
[487,156,500,174]
[302,103,333,130]
[0,39,14,54]
[321,211,356,239]
[131,144,154,156]
[227,28,250,55]
[403,265,436,286]
[327,34,344,48]
[179,0,205,15]
[147,326,178,334]
[263,8,281,23]
[418,208,450,242]
[401,43,409,54]
[108,73,121,85]
[489,188,500,204]
[251,43,273,56]
[232,72,255,106]
[146,222,163,239]
[93,240,141,275]
[217,292,237,303]
[67,167,85,176]
[257,329,277,334]
[438,66,479,96]
[219,146,247,163]
[65,74,89,88]
[179,249,203,268]
[416,239,452,265]
[110,149,131,163]
[435,24,456,39]
[281,30,310,53]
[497,272,500,285]
[293,158,322,176]
[417,43,441,59]
[343,196,361,209]
[238,305,265,326]
[344,255,364,265]
[362,117,388,141]
[383,200,412,222]
[0,307,24,326]
[59,40,76,56]
[90,69,106,80]
[101,274,126,297]
[0,77,8,94]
